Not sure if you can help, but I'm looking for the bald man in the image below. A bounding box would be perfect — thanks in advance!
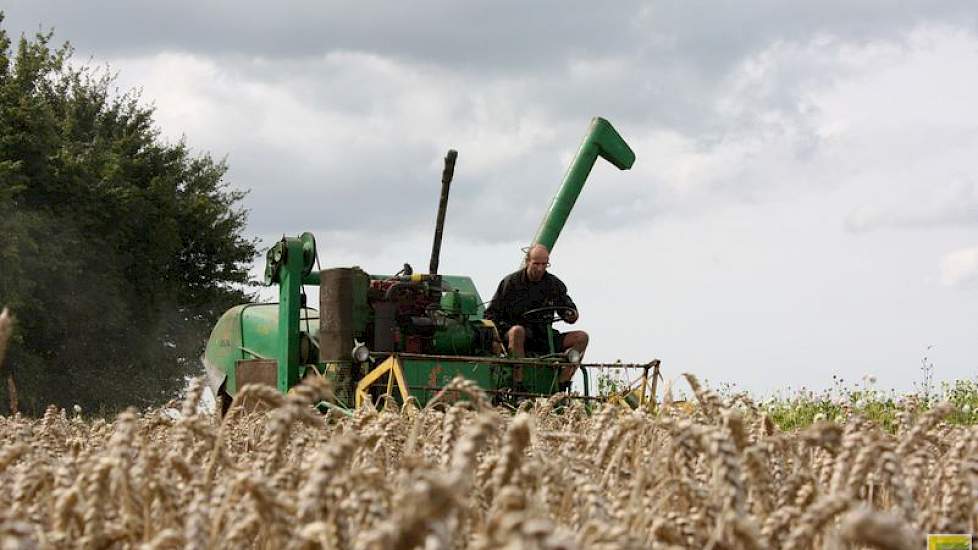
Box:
[484,244,589,392]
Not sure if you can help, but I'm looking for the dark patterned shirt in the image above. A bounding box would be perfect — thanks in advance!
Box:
[484,269,576,333]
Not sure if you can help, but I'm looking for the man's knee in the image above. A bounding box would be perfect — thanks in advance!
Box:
[564,330,588,350]
[507,325,526,343]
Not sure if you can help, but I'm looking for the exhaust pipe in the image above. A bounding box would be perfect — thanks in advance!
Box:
[429,149,458,275]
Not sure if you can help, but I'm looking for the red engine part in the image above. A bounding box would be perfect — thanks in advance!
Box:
[405,335,425,353]
[368,279,441,354]
[369,279,435,318]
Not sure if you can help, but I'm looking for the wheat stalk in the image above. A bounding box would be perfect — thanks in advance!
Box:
[0,371,976,548]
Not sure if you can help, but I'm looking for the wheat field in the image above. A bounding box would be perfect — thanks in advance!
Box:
[0,373,974,549]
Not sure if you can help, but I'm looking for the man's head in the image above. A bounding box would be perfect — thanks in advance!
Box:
[524,244,550,282]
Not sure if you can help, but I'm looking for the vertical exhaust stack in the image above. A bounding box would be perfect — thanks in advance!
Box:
[531,117,635,253]
[320,267,369,404]
[429,149,458,275]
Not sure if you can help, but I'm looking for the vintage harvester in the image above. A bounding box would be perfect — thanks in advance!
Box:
[203,118,661,412]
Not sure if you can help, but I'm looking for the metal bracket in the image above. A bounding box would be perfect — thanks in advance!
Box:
[354,354,410,408]
[606,359,663,411]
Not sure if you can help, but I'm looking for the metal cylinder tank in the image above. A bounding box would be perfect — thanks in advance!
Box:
[320,268,356,362]
[319,267,369,404]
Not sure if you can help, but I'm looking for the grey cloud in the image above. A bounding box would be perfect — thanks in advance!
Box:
[230,140,439,234]
[4,1,646,70]
[5,1,978,246]
[226,126,655,251]
[6,2,975,72]
[9,1,973,141]
[233,135,596,244]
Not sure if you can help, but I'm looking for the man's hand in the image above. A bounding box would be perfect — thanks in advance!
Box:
[563,308,578,324]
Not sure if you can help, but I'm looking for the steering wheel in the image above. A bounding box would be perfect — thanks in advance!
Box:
[521,305,577,324]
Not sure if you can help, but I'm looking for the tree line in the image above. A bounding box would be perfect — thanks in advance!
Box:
[0,14,257,414]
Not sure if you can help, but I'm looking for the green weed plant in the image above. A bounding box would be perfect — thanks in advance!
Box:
[758,376,978,432]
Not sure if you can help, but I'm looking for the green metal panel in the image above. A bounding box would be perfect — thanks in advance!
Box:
[431,322,475,354]
[440,289,479,317]
[202,303,319,394]
[277,237,306,392]
[440,289,462,314]
[203,305,247,392]
[521,362,561,395]
[240,304,280,363]
[400,358,496,405]
[440,275,485,317]
[532,117,635,252]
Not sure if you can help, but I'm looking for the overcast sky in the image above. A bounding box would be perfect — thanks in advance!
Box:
[5,2,977,397]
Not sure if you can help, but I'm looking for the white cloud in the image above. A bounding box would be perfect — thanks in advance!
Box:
[845,179,978,232]
[941,247,978,288]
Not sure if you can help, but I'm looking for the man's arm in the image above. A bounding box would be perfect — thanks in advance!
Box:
[484,278,509,323]
[555,278,578,323]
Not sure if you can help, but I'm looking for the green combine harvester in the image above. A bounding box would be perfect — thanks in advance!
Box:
[203,117,659,412]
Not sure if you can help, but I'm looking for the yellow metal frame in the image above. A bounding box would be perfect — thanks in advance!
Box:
[605,360,662,411]
[355,354,411,408]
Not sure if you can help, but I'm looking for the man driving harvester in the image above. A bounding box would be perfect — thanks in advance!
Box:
[485,243,588,392]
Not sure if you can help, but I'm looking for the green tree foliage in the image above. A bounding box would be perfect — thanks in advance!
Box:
[0,15,257,414]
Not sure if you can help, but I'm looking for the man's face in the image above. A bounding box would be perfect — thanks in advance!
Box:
[526,247,550,282]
